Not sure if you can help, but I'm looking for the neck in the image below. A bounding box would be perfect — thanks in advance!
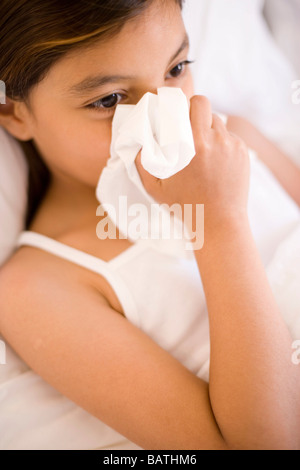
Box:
[29,170,102,238]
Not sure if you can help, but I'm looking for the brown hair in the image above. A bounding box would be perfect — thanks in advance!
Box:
[0,0,183,228]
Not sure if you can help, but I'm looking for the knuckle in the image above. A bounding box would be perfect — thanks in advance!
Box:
[237,139,248,155]
[215,129,226,143]
[195,138,211,155]
[212,113,223,125]
[233,134,245,147]
[155,178,162,189]
[229,134,247,153]
[148,175,162,193]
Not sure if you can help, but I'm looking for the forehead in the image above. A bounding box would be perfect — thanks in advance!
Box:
[42,1,185,91]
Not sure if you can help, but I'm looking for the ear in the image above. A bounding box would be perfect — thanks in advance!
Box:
[0,98,34,141]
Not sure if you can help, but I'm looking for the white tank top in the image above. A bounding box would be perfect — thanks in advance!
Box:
[1,152,299,450]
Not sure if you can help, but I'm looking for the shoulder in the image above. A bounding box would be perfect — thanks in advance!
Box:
[0,247,44,308]
[0,244,101,293]
[0,245,110,331]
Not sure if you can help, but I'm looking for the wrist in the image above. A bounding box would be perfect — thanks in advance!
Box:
[205,207,250,233]
[190,207,251,254]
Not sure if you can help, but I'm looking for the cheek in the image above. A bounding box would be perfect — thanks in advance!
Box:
[75,121,113,174]
[35,115,113,187]
[67,122,113,186]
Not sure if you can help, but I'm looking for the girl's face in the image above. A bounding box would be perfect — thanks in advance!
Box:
[21,0,194,188]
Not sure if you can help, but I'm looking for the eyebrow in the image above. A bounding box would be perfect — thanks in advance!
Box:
[68,33,190,95]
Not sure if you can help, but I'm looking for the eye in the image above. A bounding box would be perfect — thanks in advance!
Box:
[87,93,124,111]
[167,60,194,79]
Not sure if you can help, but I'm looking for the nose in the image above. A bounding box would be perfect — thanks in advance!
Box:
[132,84,163,104]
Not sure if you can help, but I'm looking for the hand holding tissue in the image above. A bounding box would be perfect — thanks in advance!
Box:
[96,87,199,259]
[110,87,196,180]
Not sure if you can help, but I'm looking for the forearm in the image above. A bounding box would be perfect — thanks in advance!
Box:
[253,140,300,207]
[194,214,300,449]
[227,116,300,207]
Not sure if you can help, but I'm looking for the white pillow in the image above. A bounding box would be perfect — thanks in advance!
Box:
[0,127,27,266]
[264,0,300,76]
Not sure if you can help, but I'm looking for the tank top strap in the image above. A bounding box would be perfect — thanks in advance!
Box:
[16,231,141,326]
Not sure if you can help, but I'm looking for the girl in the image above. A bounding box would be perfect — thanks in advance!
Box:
[0,0,300,450]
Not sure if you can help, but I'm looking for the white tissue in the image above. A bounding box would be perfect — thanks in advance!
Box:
[111,87,196,180]
[96,87,198,259]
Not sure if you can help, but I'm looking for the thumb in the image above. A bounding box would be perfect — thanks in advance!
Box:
[134,150,144,180]
[135,149,162,198]
[135,150,151,188]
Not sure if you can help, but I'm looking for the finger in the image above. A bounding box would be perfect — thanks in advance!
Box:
[190,95,213,140]
[211,114,228,137]
[135,150,161,192]
[228,132,249,152]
